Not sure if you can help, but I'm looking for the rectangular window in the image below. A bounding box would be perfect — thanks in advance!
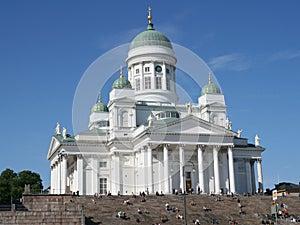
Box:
[99,162,107,168]
[145,66,150,72]
[156,77,162,89]
[135,78,140,91]
[99,178,107,195]
[166,75,171,90]
[136,68,139,74]
[144,77,151,89]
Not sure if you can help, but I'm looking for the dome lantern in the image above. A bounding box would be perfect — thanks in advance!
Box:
[201,72,221,96]
[129,7,173,50]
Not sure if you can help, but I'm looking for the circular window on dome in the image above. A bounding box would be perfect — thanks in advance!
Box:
[155,65,162,73]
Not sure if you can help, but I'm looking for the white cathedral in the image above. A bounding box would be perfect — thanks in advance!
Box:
[47,9,265,196]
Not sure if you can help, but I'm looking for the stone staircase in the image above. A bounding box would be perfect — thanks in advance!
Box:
[0,194,299,224]
[73,194,300,225]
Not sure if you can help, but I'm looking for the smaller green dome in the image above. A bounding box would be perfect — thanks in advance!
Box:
[91,96,108,113]
[201,72,221,95]
[112,68,132,89]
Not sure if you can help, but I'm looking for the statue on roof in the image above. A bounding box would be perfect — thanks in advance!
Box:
[55,122,61,135]
[255,134,260,146]
[62,127,67,139]
[186,102,192,114]
[147,114,154,127]
[225,117,232,130]
[237,129,242,138]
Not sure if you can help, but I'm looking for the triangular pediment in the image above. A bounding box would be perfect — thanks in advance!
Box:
[150,115,234,136]
[47,136,62,160]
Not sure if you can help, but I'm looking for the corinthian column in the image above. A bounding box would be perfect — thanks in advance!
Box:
[179,145,185,192]
[197,145,205,193]
[257,158,263,193]
[163,144,170,193]
[228,146,236,194]
[213,146,220,194]
[147,144,153,194]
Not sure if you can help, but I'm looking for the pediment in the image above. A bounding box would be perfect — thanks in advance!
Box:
[150,115,234,136]
[47,136,62,160]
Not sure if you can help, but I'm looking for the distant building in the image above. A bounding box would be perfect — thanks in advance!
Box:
[274,182,300,196]
[47,8,265,196]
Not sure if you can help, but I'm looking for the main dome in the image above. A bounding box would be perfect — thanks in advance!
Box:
[130,23,173,50]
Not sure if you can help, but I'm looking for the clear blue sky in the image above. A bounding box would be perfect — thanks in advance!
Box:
[0,1,299,189]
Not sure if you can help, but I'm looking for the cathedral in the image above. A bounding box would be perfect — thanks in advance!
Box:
[47,8,265,196]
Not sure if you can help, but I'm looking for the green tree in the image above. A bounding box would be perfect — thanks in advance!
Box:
[0,169,17,204]
[0,169,43,204]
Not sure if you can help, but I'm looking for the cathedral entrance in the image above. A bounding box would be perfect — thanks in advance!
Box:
[186,171,192,193]
[186,180,191,193]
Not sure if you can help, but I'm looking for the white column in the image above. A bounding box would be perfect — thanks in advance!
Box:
[77,155,83,195]
[257,158,263,193]
[228,146,236,194]
[140,148,147,192]
[50,165,54,194]
[197,145,205,193]
[179,145,185,192]
[163,144,170,194]
[54,162,58,194]
[245,159,252,194]
[213,146,220,194]
[57,159,62,194]
[251,160,256,195]
[147,144,153,194]
[61,155,67,194]
[222,151,230,194]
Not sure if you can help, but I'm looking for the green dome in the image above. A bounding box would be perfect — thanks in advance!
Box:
[91,97,108,113]
[130,23,172,50]
[112,74,132,89]
[201,73,221,95]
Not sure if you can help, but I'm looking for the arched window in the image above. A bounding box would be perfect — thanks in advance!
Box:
[121,111,129,127]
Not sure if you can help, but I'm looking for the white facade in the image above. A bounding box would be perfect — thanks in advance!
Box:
[47,11,265,196]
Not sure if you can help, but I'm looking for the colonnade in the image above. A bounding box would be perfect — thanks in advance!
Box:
[50,145,264,195]
[136,143,263,195]
[50,154,83,194]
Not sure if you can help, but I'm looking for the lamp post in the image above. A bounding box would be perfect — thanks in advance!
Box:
[183,161,196,225]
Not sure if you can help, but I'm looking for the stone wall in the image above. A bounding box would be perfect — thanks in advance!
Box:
[0,194,84,225]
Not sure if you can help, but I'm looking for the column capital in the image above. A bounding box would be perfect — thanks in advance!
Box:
[144,143,152,149]
[213,145,221,151]
[77,154,83,159]
[179,143,185,148]
[227,145,234,151]
[257,158,262,162]
[197,144,206,151]
[164,143,170,148]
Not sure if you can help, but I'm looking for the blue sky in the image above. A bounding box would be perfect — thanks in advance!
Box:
[0,1,299,189]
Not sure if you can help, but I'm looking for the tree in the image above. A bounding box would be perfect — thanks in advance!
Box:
[0,168,43,204]
[0,169,17,204]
